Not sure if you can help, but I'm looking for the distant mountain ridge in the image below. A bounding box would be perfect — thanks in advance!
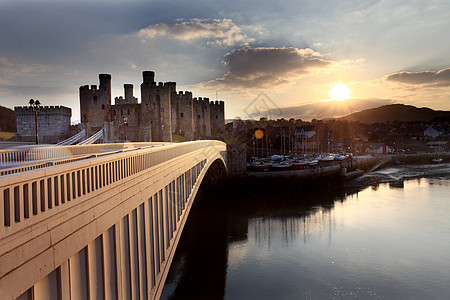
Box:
[339,104,450,123]
[0,105,16,132]
[248,98,393,120]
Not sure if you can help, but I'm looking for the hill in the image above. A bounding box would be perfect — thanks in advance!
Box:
[339,104,450,123]
[0,105,16,132]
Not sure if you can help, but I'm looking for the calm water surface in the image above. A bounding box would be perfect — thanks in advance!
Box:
[162,164,450,299]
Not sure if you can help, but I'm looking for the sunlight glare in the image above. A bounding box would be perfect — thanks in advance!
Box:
[329,82,351,101]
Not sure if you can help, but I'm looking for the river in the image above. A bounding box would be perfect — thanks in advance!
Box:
[162,163,450,299]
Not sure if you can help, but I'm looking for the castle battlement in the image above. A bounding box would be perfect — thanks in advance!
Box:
[80,85,96,92]
[194,97,210,102]
[15,105,72,115]
[165,82,176,89]
[210,100,225,107]
[175,91,193,100]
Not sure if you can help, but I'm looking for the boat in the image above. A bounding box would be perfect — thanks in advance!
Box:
[308,159,319,166]
[291,159,308,169]
[432,157,443,163]
[271,161,293,170]
[334,155,347,161]
[249,159,272,171]
[322,155,335,161]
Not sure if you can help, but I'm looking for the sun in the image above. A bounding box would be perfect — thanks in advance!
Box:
[329,82,351,101]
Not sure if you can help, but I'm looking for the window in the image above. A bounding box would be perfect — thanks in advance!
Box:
[197,115,201,119]
[216,115,218,119]
[102,104,105,110]
[180,113,184,118]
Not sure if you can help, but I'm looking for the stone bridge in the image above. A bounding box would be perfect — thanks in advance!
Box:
[0,141,227,299]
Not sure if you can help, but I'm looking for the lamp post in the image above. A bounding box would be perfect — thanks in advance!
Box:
[123,116,128,141]
[29,99,41,144]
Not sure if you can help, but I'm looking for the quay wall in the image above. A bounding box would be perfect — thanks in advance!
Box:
[394,152,450,164]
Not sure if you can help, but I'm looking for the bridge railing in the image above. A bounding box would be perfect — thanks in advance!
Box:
[0,140,225,239]
[0,142,168,167]
[56,129,87,146]
[77,127,104,145]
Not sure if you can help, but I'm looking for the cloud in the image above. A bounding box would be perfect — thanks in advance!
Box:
[203,47,332,89]
[0,56,50,78]
[137,18,251,46]
[386,68,450,87]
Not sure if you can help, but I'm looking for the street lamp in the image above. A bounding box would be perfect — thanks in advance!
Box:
[123,116,128,141]
[29,99,41,144]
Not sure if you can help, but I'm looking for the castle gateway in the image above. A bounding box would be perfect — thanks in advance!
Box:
[80,71,225,142]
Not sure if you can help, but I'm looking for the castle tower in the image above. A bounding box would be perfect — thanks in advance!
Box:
[140,71,158,141]
[80,74,111,129]
[193,97,212,137]
[115,84,138,105]
[159,82,175,142]
[143,71,155,84]
[210,100,225,136]
[172,91,194,140]
[140,71,173,142]
[124,84,133,101]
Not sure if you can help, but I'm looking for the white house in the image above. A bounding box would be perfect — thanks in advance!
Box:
[365,143,394,154]
[424,126,443,139]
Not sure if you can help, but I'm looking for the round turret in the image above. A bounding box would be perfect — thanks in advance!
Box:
[143,71,155,84]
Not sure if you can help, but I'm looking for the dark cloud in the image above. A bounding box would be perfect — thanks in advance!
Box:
[205,47,332,89]
[386,68,450,87]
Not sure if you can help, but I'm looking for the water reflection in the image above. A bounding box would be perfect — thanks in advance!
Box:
[162,164,450,299]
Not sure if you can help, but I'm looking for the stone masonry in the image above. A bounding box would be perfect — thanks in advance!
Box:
[14,106,72,143]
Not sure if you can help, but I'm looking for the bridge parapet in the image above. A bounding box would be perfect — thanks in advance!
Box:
[0,140,226,299]
[0,142,169,167]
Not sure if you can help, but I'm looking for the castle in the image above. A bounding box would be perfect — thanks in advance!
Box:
[80,71,225,142]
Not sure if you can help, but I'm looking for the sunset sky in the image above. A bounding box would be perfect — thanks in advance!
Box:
[1,0,449,122]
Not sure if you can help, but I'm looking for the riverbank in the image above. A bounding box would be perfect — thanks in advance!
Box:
[236,152,448,180]
[204,153,450,200]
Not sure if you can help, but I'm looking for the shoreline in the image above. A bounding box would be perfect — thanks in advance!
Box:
[206,157,450,197]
